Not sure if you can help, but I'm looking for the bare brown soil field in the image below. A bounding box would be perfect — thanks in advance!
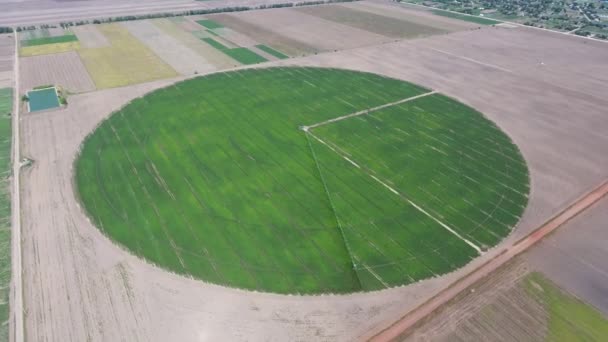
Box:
[212,8,391,53]
[17,20,608,341]
[20,51,95,93]
[72,25,110,48]
[343,1,480,32]
[210,13,318,56]
[123,20,218,76]
[296,4,447,38]
[153,18,236,70]
[527,196,608,315]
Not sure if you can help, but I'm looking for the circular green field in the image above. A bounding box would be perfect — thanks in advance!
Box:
[76,67,529,294]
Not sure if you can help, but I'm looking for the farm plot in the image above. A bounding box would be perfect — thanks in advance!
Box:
[341,1,480,32]
[20,28,80,57]
[0,88,11,340]
[296,4,447,38]
[20,51,95,93]
[311,93,529,249]
[72,25,109,48]
[209,14,320,56]
[123,20,218,75]
[153,19,236,70]
[75,67,528,294]
[78,24,177,89]
[211,9,390,53]
[201,37,267,65]
[404,260,608,341]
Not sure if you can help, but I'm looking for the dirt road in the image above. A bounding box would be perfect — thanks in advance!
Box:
[10,30,23,342]
[368,180,608,341]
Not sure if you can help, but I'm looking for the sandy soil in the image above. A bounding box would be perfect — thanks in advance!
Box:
[20,51,95,93]
[17,13,608,342]
[122,20,218,76]
[527,196,608,315]
[72,25,110,48]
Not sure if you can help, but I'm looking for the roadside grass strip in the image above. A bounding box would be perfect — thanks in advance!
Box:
[431,9,500,25]
[27,87,60,112]
[21,34,78,47]
[201,37,267,65]
[78,24,177,89]
[76,67,528,294]
[255,44,289,59]
[0,88,12,334]
[196,19,224,29]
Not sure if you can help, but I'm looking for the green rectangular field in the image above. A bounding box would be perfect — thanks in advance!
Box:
[255,44,289,59]
[196,19,224,29]
[0,88,12,339]
[21,34,78,47]
[297,5,447,38]
[431,9,500,25]
[201,37,268,65]
[27,87,60,112]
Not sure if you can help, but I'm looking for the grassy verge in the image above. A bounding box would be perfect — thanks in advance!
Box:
[255,44,289,59]
[0,88,12,339]
[431,9,500,25]
[201,37,267,65]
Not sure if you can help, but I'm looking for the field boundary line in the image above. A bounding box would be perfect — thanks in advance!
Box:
[366,179,608,342]
[303,91,437,131]
[306,131,482,254]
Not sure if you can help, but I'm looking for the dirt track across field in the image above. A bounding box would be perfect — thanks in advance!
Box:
[15,4,608,341]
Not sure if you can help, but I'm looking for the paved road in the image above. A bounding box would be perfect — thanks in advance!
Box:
[368,180,608,342]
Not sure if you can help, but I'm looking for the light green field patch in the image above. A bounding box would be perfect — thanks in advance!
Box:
[76,67,528,294]
[196,19,224,29]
